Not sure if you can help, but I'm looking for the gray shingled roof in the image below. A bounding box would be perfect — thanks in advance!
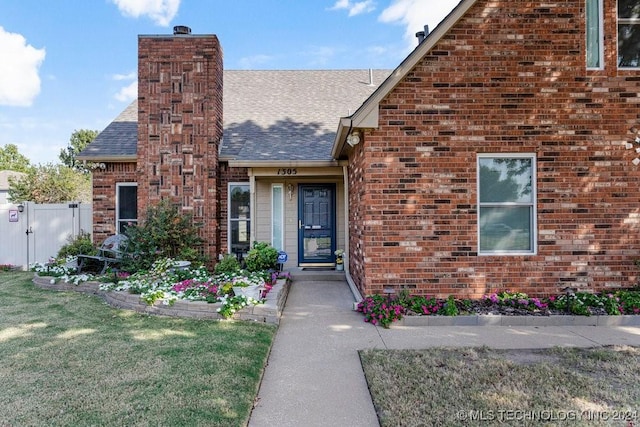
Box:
[78,101,138,160]
[222,70,390,162]
[78,69,391,163]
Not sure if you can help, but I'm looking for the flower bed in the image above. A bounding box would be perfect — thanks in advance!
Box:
[357,290,640,328]
[31,257,292,324]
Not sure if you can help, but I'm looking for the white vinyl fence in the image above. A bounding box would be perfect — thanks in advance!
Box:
[0,202,92,270]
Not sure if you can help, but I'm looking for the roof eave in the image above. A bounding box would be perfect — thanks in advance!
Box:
[76,155,137,163]
[332,0,478,158]
[331,117,355,159]
[227,159,345,168]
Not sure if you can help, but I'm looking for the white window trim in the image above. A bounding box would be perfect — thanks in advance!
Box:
[116,183,137,234]
[477,153,537,256]
[228,182,251,255]
[586,0,604,70]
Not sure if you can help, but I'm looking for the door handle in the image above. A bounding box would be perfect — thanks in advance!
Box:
[299,220,302,230]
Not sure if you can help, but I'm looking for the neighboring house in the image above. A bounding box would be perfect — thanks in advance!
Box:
[0,170,26,204]
[80,0,640,300]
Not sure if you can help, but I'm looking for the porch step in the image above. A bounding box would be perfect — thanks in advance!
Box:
[290,269,346,282]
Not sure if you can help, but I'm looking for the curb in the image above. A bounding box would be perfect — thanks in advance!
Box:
[398,314,640,327]
[32,274,291,325]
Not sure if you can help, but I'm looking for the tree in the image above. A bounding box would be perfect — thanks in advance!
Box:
[0,144,31,172]
[8,164,91,203]
[59,129,99,173]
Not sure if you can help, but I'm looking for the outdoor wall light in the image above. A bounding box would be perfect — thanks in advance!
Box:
[346,131,361,147]
[17,204,24,213]
[287,183,294,201]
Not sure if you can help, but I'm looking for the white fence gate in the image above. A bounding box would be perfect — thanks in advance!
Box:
[0,202,92,270]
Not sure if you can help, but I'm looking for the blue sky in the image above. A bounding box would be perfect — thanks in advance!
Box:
[0,0,459,165]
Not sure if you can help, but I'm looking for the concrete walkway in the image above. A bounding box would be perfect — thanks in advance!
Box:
[248,278,640,427]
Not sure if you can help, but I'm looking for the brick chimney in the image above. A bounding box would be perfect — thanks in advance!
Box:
[136,27,223,262]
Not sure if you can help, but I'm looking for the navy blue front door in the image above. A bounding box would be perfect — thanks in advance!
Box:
[298,184,335,265]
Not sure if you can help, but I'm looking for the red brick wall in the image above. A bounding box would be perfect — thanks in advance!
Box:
[348,142,369,297]
[350,0,640,298]
[137,34,223,262]
[92,163,137,243]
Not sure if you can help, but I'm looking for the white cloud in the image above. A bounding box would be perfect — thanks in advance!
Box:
[111,0,180,27]
[379,0,460,49]
[329,0,376,16]
[113,71,137,81]
[0,27,46,107]
[115,81,138,102]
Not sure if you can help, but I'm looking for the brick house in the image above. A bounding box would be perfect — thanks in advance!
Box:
[81,0,640,300]
[78,27,390,294]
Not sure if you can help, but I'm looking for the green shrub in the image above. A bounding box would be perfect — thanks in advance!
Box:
[121,200,208,271]
[57,231,96,258]
[548,292,601,316]
[618,291,640,314]
[244,242,278,272]
[442,295,459,316]
[407,295,444,315]
[215,254,241,274]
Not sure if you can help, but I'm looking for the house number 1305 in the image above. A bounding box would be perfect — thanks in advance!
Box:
[277,168,297,175]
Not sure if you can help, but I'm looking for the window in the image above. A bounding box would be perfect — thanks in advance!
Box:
[618,0,640,67]
[116,183,137,234]
[272,184,284,251]
[478,155,536,255]
[229,183,250,256]
[587,0,603,68]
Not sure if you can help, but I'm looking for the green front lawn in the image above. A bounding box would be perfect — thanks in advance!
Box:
[0,272,275,426]
[361,346,640,427]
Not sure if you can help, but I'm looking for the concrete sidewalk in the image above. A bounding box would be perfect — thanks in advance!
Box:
[248,278,640,427]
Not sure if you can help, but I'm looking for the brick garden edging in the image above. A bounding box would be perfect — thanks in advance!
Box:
[398,314,640,327]
[32,274,290,325]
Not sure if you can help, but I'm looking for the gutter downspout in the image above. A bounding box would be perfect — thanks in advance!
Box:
[343,164,363,305]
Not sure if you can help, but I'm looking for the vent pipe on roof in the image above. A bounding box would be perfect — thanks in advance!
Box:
[368,68,374,86]
[415,25,429,44]
[173,25,192,35]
